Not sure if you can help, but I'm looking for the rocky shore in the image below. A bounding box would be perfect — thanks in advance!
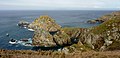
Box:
[1,11,120,58]
[30,13,120,52]
[87,11,120,24]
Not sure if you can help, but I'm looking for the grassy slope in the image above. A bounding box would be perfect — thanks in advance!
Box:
[91,16,120,34]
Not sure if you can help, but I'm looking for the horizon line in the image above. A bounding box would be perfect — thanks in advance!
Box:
[0,9,119,11]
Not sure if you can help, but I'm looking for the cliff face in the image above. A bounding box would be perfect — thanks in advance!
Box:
[31,16,84,47]
[91,18,120,51]
[31,12,120,52]
[30,16,61,47]
[32,28,56,47]
[81,16,120,51]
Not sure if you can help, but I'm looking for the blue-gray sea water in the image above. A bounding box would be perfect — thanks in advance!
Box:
[0,10,115,50]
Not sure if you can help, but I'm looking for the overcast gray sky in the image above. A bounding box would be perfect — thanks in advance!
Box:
[0,0,120,10]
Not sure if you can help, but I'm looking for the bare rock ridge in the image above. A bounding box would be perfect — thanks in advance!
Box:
[30,11,120,52]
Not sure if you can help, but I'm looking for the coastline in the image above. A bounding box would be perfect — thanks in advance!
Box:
[0,11,120,58]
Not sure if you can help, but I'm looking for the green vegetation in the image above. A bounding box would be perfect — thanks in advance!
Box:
[91,17,120,34]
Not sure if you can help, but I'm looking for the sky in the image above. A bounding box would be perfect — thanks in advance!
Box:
[0,0,120,10]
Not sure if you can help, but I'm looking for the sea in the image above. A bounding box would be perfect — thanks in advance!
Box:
[0,10,116,50]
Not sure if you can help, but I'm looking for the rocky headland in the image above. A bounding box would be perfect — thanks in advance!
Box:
[29,13,120,52]
[1,11,120,58]
[87,11,120,24]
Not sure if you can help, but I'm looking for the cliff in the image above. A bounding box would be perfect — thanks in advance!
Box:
[30,12,120,52]
[31,16,85,48]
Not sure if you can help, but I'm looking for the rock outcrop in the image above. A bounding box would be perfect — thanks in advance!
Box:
[31,11,120,52]
[32,28,56,47]
[31,15,84,47]
[91,18,120,51]
[29,16,82,47]
[28,15,61,32]
[84,17,120,51]
[87,19,104,24]
[53,30,71,46]
[17,20,30,27]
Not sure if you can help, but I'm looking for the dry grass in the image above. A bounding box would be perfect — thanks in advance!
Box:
[1,49,120,58]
